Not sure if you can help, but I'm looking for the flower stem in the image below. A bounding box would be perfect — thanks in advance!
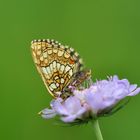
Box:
[93,120,103,140]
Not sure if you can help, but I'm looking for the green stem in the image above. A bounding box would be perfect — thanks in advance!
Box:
[93,120,103,140]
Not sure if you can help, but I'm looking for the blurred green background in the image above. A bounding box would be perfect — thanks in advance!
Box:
[0,0,140,140]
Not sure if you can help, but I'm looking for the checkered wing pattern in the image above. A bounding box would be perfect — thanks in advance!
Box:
[31,39,83,98]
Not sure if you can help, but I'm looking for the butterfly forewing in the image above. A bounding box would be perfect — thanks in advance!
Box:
[31,39,83,98]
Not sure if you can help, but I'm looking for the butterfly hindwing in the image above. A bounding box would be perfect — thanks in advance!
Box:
[31,39,84,98]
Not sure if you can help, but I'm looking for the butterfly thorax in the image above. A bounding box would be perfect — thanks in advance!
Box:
[60,69,92,99]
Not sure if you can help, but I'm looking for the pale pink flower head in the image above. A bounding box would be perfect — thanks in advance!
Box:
[40,75,140,123]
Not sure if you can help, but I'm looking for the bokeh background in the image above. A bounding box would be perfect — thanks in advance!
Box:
[0,0,140,140]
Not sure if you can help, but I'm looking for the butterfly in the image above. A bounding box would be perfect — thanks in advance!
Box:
[31,39,91,99]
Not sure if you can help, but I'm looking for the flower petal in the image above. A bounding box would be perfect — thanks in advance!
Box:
[128,87,140,96]
[112,75,119,81]
[113,88,128,100]
[64,96,82,114]
[61,107,87,122]
[129,84,137,92]
[41,108,56,119]
[61,115,77,122]
[85,92,104,113]
[51,99,69,115]
[73,89,86,101]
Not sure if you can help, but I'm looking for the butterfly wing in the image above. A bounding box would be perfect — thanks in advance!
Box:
[31,39,83,98]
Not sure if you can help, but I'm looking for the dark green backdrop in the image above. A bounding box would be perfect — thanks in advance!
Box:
[0,0,140,140]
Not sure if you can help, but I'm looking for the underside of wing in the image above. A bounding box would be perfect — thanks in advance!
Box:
[31,39,83,98]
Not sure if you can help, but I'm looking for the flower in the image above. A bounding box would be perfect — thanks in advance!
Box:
[40,75,140,123]
[52,97,89,122]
